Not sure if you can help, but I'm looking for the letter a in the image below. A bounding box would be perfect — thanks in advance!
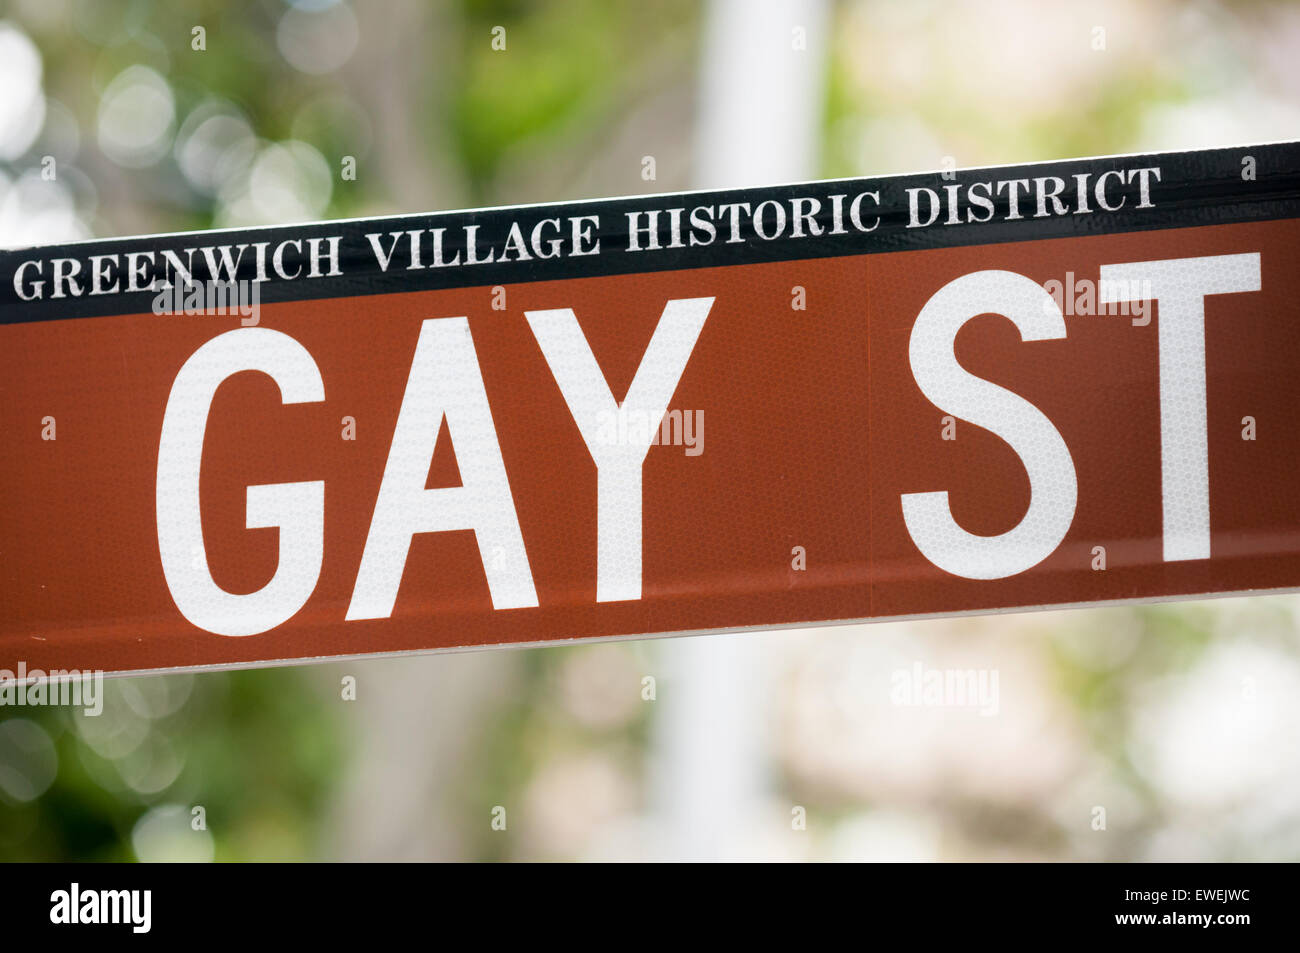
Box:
[347,317,537,619]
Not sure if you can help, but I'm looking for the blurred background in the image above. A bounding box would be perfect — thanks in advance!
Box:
[2,0,1300,861]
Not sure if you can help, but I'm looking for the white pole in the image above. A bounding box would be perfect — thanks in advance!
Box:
[652,0,829,861]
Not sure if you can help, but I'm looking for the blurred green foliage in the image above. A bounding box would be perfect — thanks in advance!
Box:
[0,670,342,861]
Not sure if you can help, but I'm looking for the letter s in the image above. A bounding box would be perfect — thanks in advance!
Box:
[901,270,1076,579]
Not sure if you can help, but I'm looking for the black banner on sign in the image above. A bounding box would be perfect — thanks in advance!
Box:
[2,140,1297,323]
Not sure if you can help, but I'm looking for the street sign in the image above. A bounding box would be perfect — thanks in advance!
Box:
[3,142,1299,677]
